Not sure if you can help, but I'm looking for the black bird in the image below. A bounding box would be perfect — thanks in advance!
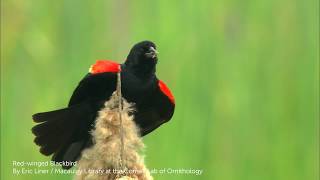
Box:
[32,41,175,169]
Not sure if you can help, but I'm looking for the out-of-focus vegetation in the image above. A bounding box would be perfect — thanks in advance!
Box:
[1,0,319,180]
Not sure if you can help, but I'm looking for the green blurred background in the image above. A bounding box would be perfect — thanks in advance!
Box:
[1,0,319,180]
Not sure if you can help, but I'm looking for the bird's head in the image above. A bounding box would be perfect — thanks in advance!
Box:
[125,41,159,76]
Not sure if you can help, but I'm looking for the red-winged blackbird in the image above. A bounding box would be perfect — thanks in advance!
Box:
[32,41,175,169]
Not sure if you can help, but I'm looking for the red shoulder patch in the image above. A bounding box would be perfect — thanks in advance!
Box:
[89,60,121,74]
[158,80,175,104]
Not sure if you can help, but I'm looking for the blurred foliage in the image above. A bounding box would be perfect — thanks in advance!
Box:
[1,0,319,180]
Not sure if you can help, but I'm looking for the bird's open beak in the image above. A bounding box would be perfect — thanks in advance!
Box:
[145,46,159,58]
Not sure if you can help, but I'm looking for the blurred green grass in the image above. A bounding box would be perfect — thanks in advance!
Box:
[1,0,319,180]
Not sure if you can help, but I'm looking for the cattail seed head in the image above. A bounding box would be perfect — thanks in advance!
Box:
[75,92,153,180]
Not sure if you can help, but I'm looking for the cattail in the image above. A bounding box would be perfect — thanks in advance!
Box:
[75,73,153,180]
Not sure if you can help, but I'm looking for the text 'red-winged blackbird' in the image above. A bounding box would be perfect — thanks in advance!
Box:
[32,41,175,169]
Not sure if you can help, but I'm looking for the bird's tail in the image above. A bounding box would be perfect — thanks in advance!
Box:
[32,103,94,169]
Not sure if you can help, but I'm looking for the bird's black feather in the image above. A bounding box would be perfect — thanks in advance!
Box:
[32,41,175,169]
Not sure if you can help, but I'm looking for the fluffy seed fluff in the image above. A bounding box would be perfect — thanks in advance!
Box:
[74,92,153,180]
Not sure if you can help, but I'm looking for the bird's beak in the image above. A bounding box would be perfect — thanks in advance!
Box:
[145,46,159,58]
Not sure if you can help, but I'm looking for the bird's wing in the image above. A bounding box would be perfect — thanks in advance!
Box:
[135,79,175,136]
[32,60,120,169]
[69,60,120,106]
[155,79,175,120]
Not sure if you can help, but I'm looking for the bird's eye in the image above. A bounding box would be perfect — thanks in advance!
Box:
[144,47,150,52]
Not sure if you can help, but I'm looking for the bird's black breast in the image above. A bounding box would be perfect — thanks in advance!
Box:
[120,67,157,104]
[68,66,172,137]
